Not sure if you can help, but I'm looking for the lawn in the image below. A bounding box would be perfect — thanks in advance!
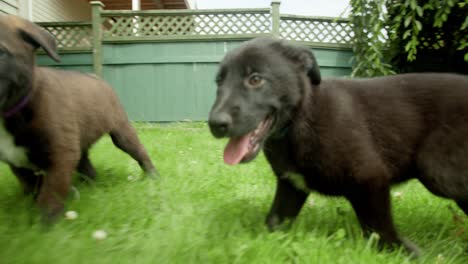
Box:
[0,122,467,264]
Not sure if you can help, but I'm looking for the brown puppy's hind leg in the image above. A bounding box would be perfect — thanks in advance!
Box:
[10,166,43,197]
[77,150,97,182]
[110,122,158,178]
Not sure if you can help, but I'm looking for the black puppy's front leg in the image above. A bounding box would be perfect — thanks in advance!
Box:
[266,176,309,230]
[347,186,421,257]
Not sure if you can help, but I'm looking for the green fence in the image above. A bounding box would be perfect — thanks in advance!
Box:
[37,1,353,122]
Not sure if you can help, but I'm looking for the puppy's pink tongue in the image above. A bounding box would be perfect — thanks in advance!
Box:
[224,134,251,165]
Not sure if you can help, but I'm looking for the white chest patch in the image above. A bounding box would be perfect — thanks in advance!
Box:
[284,172,312,193]
[0,119,31,168]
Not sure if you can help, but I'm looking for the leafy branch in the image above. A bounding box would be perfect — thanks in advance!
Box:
[349,0,395,77]
[350,0,468,77]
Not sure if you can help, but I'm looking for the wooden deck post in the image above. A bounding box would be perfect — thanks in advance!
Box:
[91,1,104,77]
[271,1,281,37]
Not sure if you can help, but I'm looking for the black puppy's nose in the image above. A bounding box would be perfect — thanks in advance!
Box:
[209,112,232,138]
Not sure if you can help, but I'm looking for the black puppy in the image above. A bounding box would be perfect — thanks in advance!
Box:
[208,37,468,256]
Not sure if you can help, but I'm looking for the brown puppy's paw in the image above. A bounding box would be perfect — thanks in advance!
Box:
[145,168,160,179]
[37,193,66,225]
[39,205,64,225]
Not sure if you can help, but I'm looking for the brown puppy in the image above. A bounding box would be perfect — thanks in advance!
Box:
[0,15,157,221]
[208,38,468,256]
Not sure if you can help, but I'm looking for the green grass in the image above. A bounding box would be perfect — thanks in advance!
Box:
[0,122,467,264]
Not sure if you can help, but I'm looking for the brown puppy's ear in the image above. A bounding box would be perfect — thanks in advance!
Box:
[272,40,321,85]
[16,18,61,62]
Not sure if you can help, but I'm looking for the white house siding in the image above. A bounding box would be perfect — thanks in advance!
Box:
[0,0,19,15]
[32,0,91,22]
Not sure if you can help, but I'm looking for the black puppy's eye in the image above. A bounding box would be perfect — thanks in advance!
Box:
[0,49,6,58]
[246,73,264,88]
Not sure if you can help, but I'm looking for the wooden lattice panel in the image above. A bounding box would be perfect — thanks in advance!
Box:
[101,11,271,38]
[36,11,355,50]
[193,13,271,35]
[39,23,93,50]
[280,16,353,45]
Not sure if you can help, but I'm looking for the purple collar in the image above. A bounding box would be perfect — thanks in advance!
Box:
[3,92,32,118]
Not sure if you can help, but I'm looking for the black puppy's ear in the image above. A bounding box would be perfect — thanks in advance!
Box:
[272,40,321,85]
[15,17,61,62]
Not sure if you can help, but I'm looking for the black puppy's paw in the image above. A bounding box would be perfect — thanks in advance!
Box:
[375,236,422,258]
[78,174,96,184]
[401,238,422,259]
[265,214,294,232]
[266,214,281,231]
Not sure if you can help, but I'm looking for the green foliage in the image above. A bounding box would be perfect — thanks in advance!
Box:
[349,0,395,77]
[390,0,426,61]
[0,123,468,263]
[350,0,468,77]
[459,0,468,61]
